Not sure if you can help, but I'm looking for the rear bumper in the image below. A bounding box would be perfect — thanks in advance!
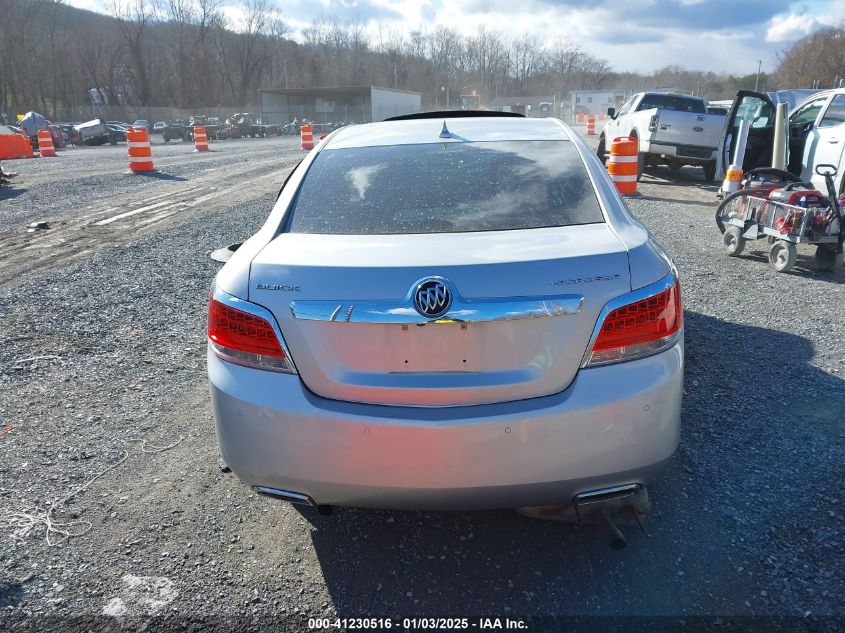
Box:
[209,342,683,510]
[640,140,716,162]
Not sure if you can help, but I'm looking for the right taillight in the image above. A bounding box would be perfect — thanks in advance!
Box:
[208,294,294,373]
[583,277,682,367]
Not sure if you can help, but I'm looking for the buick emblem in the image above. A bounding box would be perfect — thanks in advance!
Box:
[413,279,452,318]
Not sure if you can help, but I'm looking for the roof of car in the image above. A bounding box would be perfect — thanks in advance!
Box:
[324,116,573,149]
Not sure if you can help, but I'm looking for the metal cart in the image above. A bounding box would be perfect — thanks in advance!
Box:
[715,165,844,273]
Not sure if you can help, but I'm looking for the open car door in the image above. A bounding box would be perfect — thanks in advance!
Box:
[717,90,775,179]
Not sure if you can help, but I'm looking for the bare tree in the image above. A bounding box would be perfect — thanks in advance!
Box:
[108,0,159,105]
[776,24,845,89]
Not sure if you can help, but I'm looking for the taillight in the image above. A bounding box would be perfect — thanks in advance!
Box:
[648,114,659,131]
[583,277,682,367]
[208,295,294,373]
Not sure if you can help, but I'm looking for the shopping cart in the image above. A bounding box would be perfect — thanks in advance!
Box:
[715,165,843,272]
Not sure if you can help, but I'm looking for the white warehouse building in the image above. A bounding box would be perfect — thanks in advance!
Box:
[258,86,421,125]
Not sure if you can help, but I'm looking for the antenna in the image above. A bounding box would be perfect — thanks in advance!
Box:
[439,121,451,139]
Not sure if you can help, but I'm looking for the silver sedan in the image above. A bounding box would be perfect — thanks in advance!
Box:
[208,114,683,519]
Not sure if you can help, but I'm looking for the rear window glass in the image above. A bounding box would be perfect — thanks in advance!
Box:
[287,141,604,234]
[637,95,706,113]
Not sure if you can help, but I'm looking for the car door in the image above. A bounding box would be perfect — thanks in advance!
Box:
[784,94,831,177]
[802,93,845,193]
[605,95,635,140]
[716,90,775,178]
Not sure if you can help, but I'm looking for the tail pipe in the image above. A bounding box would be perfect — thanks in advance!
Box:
[574,483,643,550]
[253,486,334,516]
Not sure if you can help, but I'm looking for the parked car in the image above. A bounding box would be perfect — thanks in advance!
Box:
[161,121,188,142]
[75,118,116,145]
[153,121,167,132]
[716,88,845,196]
[208,112,683,519]
[106,124,127,142]
[132,119,149,130]
[599,92,724,181]
[56,123,81,146]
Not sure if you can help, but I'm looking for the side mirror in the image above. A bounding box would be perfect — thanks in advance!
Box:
[607,107,616,119]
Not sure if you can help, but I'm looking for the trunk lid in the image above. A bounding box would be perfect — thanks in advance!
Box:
[250,224,630,406]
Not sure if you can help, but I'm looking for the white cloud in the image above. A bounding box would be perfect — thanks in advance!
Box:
[765,12,820,43]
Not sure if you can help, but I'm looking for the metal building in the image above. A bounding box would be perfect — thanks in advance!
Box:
[258,86,421,125]
[569,90,628,121]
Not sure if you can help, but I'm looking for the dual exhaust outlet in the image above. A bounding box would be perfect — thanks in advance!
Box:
[255,482,647,549]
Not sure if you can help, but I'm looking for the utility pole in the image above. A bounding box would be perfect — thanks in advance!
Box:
[754,60,762,91]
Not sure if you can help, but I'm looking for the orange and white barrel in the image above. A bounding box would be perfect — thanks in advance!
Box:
[607,136,638,196]
[586,114,596,136]
[127,127,155,173]
[300,123,314,150]
[37,129,57,157]
[576,112,586,124]
[194,126,209,152]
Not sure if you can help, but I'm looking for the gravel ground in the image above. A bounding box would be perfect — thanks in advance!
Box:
[0,132,843,632]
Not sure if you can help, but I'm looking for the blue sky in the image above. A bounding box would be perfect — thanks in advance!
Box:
[68,0,844,75]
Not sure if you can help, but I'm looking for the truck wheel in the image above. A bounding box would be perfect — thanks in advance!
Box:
[769,240,797,272]
[596,137,607,165]
[703,162,716,183]
[636,152,645,181]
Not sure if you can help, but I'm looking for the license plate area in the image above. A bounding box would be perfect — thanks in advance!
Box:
[389,322,475,372]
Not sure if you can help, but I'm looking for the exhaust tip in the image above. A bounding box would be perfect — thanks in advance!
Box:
[574,483,641,507]
[253,486,315,507]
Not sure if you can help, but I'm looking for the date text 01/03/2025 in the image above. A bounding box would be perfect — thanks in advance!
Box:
[307,617,529,630]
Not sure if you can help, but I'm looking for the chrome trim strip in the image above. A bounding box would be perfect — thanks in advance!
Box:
[291,276,583,324]
[290,295,584,324]
[580,271,680,368]
[211,286,298,374]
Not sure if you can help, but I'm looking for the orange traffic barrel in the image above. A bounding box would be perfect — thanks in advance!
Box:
[194,126,209,152]
[586,114,596,136]
[607,136,638,196]
[300,123,314,150]
[37,129,57,157]
[127,127,155,173]
[576,112,585,124]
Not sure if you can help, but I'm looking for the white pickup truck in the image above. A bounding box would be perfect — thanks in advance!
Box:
[598,92,725,181]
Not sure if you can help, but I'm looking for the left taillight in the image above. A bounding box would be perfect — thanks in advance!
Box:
[208,295,294,373]
[583,276,682,367]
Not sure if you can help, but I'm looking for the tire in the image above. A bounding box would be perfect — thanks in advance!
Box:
[596,136,607,165]
[815,244,838,271]
[723,226,745,256]
[769,240,797,272]
[715,189,761,235]
[703,161,716,183]
[636,152,645,181]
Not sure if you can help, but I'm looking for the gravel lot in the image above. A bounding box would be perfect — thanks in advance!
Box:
[0,131,843,632]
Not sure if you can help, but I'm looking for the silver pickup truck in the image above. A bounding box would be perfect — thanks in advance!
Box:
[598,92,725,182]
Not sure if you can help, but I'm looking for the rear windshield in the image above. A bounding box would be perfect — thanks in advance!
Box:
[287,140,604,234]
[637,95,706,113]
